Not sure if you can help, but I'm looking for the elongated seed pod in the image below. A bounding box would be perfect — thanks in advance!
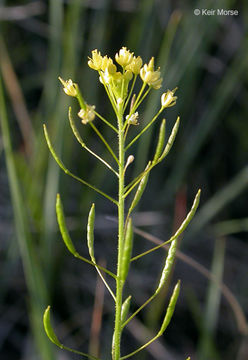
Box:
[43,306,62,347]
[121,296,132,324]
[87,203,96,263]
[56,194,77,256]
[120,218,133,282]
[153,119,166,163]
[155,238,178,295]
[128,165,150,215]
[158,280,180,335]
[173,189,201,239]
[159,116,180,162]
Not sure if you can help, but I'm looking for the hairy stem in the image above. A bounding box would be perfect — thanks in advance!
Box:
[113,111,125,360]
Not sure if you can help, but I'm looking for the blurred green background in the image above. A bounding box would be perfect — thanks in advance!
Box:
[0,0,248,359]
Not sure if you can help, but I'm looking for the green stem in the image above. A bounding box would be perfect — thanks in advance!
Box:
[124,74,137,112]
[93,110,118,134]
[113,111,125,360]
[89,122,119,165]
[125,107,163,151]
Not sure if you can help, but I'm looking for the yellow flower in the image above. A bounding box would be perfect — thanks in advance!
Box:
[88,49,102,70]
[101,56,116,73]
[78,104,96,125]
[124,70,133,81]
[161,88,177,108]
[115,47,133,67]
[59,77,78,97]
[140,57,162,89]
[126,56,143,74]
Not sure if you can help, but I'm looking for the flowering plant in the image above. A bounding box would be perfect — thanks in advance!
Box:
[43,47,200,360]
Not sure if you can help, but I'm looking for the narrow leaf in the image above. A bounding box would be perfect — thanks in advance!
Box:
[120,218,133,282]
[43,306,62,348]
[158,280,181,335]
[87,203,96,262]
[56,193,78,256]
[121,296,132,324]
[153,119,166,163]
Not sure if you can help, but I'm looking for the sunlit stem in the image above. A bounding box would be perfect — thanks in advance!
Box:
[113,111,125,360]
[94,266,116,301]
[99,71,118,116]
[75,254,116,279]
[93,110,118,133]
[68,108,118,176]
[132,86,151,112]
[123,82,146,128]
[43,124,118,206]
[124,74,137,112]
[121,293,155,330]
[89,122,120,165]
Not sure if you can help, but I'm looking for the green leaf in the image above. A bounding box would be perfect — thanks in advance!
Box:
[56,193,78,256]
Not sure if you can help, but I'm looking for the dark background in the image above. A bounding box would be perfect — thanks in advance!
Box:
[0,0,248,359]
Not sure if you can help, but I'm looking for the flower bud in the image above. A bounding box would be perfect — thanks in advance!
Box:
[59,77,78,97]
[88,49,102,70]
[161,88,177,108]
[78,104,96,125]
[126,56,143,74]
[126,112,139,125]
[140,59,162,89]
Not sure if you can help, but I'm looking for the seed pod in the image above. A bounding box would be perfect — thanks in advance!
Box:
[87,203,96,263]
[159,116,180,162]
[128,164,150,215]
[56,194,77,256]
[173,189,201,239]
[120,218,133,282]
[121,295,132,324]
[156,238,178,295]
[158,280,180,336]
[43,306,62,348]
[153,119,166,163]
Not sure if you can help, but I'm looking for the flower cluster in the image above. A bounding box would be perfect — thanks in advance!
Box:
[88,47,164,102]
[59,47,178,128]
